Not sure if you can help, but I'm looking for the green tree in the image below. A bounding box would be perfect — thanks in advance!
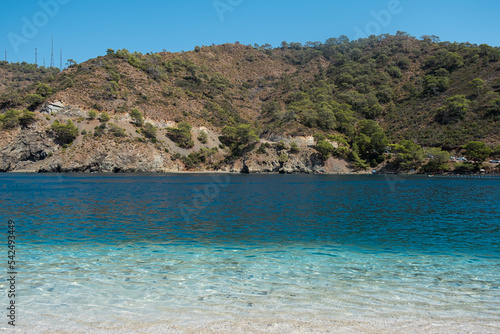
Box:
[488,96,500,115]
[354,120,389,166]
[468,78,485,96]
[436,95,470,123]
[18,110,37,127]
[424,75,449,95]
[492,144,500,157]
[35,83,53,97]
[421,147,450,172]
[315,140,335,159]
[335,146,350,158]
[129,108,144,126]
[463,141,492,163]
[391,140,424,169]
[167,121,194,148]
[0,109,21,129]
[358,120,389,154]
[219,124,259,155]
[24,94,45,110]
[51,120,79,144]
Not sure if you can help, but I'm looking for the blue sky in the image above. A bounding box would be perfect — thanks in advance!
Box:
[1,0,499,67]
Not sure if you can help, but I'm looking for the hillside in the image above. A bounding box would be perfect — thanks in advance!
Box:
[1,33,500,173]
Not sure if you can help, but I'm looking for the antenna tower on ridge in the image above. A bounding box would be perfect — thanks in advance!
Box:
[51,35,54,67]
[35,48,38,65]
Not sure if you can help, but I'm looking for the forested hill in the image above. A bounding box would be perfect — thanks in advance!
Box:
[1,33,500,173]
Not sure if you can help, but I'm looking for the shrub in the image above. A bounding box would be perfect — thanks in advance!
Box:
[142,122,157,139]
[129,108,144,126]
[387,66,402,78]
[181,148,217,169]
[420,147,449,171]
[256,144,267,154]
[93,123,106,137]
[88,110,98,120]
[492,144,500,157]
[1,109,36,128]
[279,153,289,163]
[453,163,476,173]
[51,120,79,144]
[326,134,349,146]
[289,142,300,154]
[98,112,110,122]
[313,133,326,142]
[116,105,128,113]
[276,140,287,150]
[198,130,208,144]
[335,146,350,158]
[109,123,127,137]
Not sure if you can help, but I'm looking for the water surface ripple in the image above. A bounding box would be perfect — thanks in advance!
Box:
[0,174,499,330]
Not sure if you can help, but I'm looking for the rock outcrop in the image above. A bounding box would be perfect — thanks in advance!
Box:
[0,110,361,174]
[0,124,57,172]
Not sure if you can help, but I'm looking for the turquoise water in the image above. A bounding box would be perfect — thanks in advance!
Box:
[0,174,499,331]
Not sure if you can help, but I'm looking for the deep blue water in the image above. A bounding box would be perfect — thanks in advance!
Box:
[0,174,499,330]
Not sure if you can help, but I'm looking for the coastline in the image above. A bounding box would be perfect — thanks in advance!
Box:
[3,169,500,177]
[10,317,500,334]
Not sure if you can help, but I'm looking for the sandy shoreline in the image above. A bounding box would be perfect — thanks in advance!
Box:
[6,317,500,334]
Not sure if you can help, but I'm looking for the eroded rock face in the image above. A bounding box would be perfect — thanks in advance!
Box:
[36,142,184,173]
[234,149,328,174]
[0,125,57,172]
[41,101,65,114]
[0,114,359,174]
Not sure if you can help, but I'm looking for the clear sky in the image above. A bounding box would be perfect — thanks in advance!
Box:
[1,0,499,67]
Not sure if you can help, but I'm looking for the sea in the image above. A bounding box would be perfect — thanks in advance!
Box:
[0,173,499,333]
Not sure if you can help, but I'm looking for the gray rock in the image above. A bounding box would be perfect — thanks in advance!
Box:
[0,126,57,172]
[41,101,64,114]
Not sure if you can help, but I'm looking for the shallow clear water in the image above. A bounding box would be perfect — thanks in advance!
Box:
[0,174,499,330]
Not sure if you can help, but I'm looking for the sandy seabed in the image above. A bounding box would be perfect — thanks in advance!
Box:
[4,317,500,334]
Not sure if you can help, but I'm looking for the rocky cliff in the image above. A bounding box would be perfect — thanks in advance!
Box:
[0,101,357,174]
